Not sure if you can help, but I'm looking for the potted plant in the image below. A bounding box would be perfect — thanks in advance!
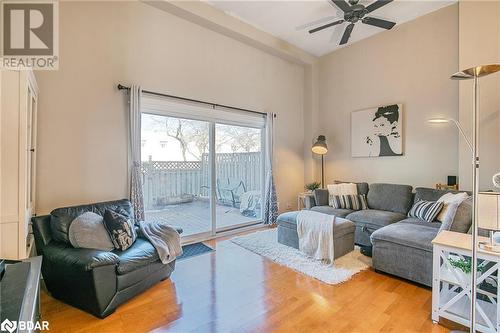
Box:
[304,182,321,193]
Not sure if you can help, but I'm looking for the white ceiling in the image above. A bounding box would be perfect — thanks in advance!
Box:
[206,0,455,57]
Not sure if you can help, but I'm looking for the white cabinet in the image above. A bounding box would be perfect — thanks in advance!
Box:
[0,70,38,259]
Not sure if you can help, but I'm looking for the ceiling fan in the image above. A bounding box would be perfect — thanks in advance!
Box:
[306,0,396,45]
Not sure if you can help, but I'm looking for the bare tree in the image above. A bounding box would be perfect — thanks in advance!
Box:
[147,115,260,161]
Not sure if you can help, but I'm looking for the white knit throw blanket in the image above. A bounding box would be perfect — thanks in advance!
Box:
[296,210,336,263]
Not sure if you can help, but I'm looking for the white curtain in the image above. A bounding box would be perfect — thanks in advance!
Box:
[263,112,278,225]
[129,85,145,221]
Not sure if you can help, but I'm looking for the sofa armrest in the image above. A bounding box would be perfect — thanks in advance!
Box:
[304,195,316,209]
[31,215,53,253]
[43,242,119,272]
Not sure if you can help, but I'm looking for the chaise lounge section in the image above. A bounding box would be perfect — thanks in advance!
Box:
[370,187,472,286]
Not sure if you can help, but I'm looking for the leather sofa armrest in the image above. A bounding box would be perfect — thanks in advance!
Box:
[304,195,316,209]
[31,215,52,254]
[43,242,120,272]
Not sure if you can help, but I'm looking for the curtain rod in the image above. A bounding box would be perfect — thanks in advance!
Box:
[117,84,274,118]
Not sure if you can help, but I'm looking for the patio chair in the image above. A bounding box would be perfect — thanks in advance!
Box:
[217,178,246,208]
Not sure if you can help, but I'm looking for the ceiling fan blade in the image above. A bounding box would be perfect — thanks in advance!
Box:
[340,23,355,45]
[309,19,345,34]
[362,17,396,30]
[330,0,351,13]
[296,16,340,31]
[365,0,393,13]
[330,23,345,43]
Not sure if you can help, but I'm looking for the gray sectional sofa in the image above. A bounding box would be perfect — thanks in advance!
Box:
[283,182,473,287]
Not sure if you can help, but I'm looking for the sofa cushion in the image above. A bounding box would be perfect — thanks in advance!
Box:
[370,218,441,253]
[367,183,413,214]
[346,209,407,228]
[334,181,369,196]
[114,238,160,275]
[313,189,329,206]
[50,199,133,244]
[310,206,353,218]
[414,187,471,203]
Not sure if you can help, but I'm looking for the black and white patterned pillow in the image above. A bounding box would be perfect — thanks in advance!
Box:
[330,194,368,210]
[408,200,444,222]
[103,209,137,251]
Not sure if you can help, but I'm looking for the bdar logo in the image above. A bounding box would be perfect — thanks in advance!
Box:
[0,319,17,333]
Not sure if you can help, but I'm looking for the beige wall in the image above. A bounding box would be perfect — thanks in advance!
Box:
[35,1,306,214]
[458,1,500,191]
[316,4,459,188]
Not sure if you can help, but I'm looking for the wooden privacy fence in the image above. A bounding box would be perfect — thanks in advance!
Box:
[142,152,261,210]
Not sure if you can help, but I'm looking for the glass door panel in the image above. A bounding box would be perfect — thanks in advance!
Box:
[141,114,212,238]
[215,123,263,231]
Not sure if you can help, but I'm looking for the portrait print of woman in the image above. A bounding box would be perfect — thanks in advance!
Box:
[351,104,403,157]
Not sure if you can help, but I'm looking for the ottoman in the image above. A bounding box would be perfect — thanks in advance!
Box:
[277,211,356,260]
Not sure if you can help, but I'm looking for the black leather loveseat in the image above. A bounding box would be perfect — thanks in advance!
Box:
[32,199,181,318]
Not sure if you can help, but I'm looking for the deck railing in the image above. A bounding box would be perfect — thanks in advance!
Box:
[142,152,261,210]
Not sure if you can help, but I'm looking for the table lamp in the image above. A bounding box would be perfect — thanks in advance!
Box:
[478,192,500,252]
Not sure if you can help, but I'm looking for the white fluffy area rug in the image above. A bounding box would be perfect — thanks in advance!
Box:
[231,229,372,285]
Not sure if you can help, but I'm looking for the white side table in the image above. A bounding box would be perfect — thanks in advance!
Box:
[432,230,500,332]
[297,192,313,210]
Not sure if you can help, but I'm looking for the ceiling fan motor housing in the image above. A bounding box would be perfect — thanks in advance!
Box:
[344,4,368,23]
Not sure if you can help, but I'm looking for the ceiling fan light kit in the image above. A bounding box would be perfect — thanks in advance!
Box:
[308,0,396,45]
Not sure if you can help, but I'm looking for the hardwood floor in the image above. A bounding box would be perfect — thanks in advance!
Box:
[41,229,464,333]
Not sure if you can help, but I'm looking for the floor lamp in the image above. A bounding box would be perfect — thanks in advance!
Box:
[312,135,328,188]
[429,64,500,333]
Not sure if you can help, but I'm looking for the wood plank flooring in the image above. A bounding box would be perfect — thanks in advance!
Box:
[41,229,464,332]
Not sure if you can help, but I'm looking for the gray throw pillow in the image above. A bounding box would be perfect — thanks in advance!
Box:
[439,197,472,233]
[68,212,115,251]
[314,189,329,206]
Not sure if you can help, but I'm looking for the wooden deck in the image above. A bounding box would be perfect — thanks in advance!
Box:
[145,199,260,237]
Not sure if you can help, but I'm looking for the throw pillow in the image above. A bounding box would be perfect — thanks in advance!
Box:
[436,192,469,222]
[447,197,473,233]
[68,212,115,251]
[327,183,357,207]
[408,200,444,222]
[330,194,368,210]
[103,209,137,251]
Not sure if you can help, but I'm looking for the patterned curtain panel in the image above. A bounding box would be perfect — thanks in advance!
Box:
[129,85,145,222]
[263,112,278,225]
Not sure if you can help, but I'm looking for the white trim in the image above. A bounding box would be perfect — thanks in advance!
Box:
[209,122,216,238]
[0,215,19,224]
[142,95,265,129]
[181,222,265,246]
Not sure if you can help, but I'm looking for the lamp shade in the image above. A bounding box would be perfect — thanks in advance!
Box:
[312,135,328,155]
[478,192,500,231]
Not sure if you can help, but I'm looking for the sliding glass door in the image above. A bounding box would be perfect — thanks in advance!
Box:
[215,124,263,231]
[141,114,212,238]
[140,96,265,241]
